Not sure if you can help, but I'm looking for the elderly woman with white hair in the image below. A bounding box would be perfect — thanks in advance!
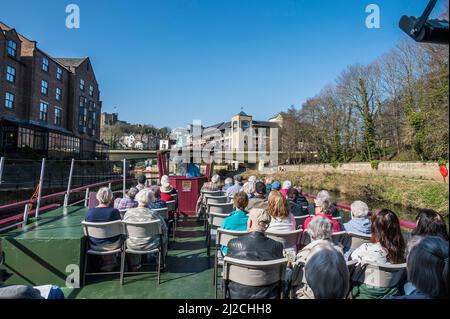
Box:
[159,175,177,202]
[303,190,341,232]
[241,177,256,199]
[343,201,372,235]
[123,189,168,271]
[304,242,350,299]
[290,216,345,299]
[85,187,122,271]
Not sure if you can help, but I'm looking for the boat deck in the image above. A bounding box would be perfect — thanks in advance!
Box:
[1,207,217,299]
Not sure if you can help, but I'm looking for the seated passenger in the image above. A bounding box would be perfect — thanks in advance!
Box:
[226,208,284,299]
[343,201,372,235]
[412,209,449,241]
[135,175,146,191]
[303,192,341,232]
[386,236,448,299]
[264,177,273,194]
[222,191,249,232]
[123,189,168,271]
[290,216,344,299]
[85,187,122,271]
[295,216,344,265]
[160,175,178,195]
[225,175,243,199]
[304,242,350,299]
[246,181,268,210]
[350,209,406,299]
[242,178,256,199]
[201,174,221,192]
[149,189,167,209]
[160,178,176,202]
[113,187,139,210]
[307,190,339,217]
[266,191,296,233]
[280,180,292,199]
[287,188,308,217]
[222,177,234,192]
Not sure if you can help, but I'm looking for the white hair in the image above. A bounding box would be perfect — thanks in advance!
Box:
[350,200,369,218]
[225,177,233,184]
[211,174,220,184]
[96,187,113,205]
[242,181,256,194]
[282,180,292,190]
[308,216,333,240]
[315,190,332,208]
[135,189,155,206]
[305,242,349,299]
[160,175,170,186]
[248,176,257,183]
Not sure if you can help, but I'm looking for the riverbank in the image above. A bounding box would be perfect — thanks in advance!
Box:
[242,170,449,219]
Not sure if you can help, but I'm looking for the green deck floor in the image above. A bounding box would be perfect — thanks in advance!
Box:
[2,206,218,299]
[66,219,216,299]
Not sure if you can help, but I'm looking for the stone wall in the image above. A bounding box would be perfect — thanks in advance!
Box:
[263,162,449,184]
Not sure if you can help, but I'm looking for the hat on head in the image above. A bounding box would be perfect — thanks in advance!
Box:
[234,175,243,182]
[160,175,170,185]
[271,181,281,190]
[211,174,220,184]
[160,183,173,194]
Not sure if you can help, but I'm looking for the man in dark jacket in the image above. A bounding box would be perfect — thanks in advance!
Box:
[226,208,284,299]
[287,188,309,216]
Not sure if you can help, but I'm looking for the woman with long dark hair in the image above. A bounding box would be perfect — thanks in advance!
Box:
[412,209,449,241]
[351,208,406,265]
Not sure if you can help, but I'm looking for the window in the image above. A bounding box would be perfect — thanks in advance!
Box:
[80,79,85,91]
[54,107,62,126]
[7,40,17,57]
[56,67,63,80]
[39,102,48,121]
[56,88,62,101]
[4,92,15,109]
[89,85,94,97]
[78,96,87,133]
[6,65,16,83]
[41,80,48,95]
[42,57,49,72]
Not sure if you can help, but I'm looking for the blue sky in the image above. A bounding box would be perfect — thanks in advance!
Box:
[0,0,446,128]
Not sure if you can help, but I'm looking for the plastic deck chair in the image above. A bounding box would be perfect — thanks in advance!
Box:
[120,219,164,285]
[342,232,372,251]
[81,220,124,287]
[165,200,177,241]
[265,229,303,252]
[119,209,127,219]
[222,257,288,299]
[205,202,234,234]
[207,212,231,257]
[350,262,407,293]
[213,228,249,298]
[331,231,347,244]
[294,215,310,229]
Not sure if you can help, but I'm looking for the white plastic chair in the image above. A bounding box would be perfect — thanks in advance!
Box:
[81,220,124,286]
[265,229,303,252]
[120,219,164,285]
[222,257,288,299]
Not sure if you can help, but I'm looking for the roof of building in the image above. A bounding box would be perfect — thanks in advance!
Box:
[236,111,250,117]
[54,58,88,68]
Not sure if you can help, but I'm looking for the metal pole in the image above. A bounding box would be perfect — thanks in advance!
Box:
[35,158,46,219]
[123,159,126,196]
[63,158,75,208]
[0,157,4,186]
[84,188,90,207]
[23,204,30,227]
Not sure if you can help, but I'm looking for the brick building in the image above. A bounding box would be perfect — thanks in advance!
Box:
[0,22,108,159]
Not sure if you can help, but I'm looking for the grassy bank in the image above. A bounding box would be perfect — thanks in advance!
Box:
[242,170,449,219]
